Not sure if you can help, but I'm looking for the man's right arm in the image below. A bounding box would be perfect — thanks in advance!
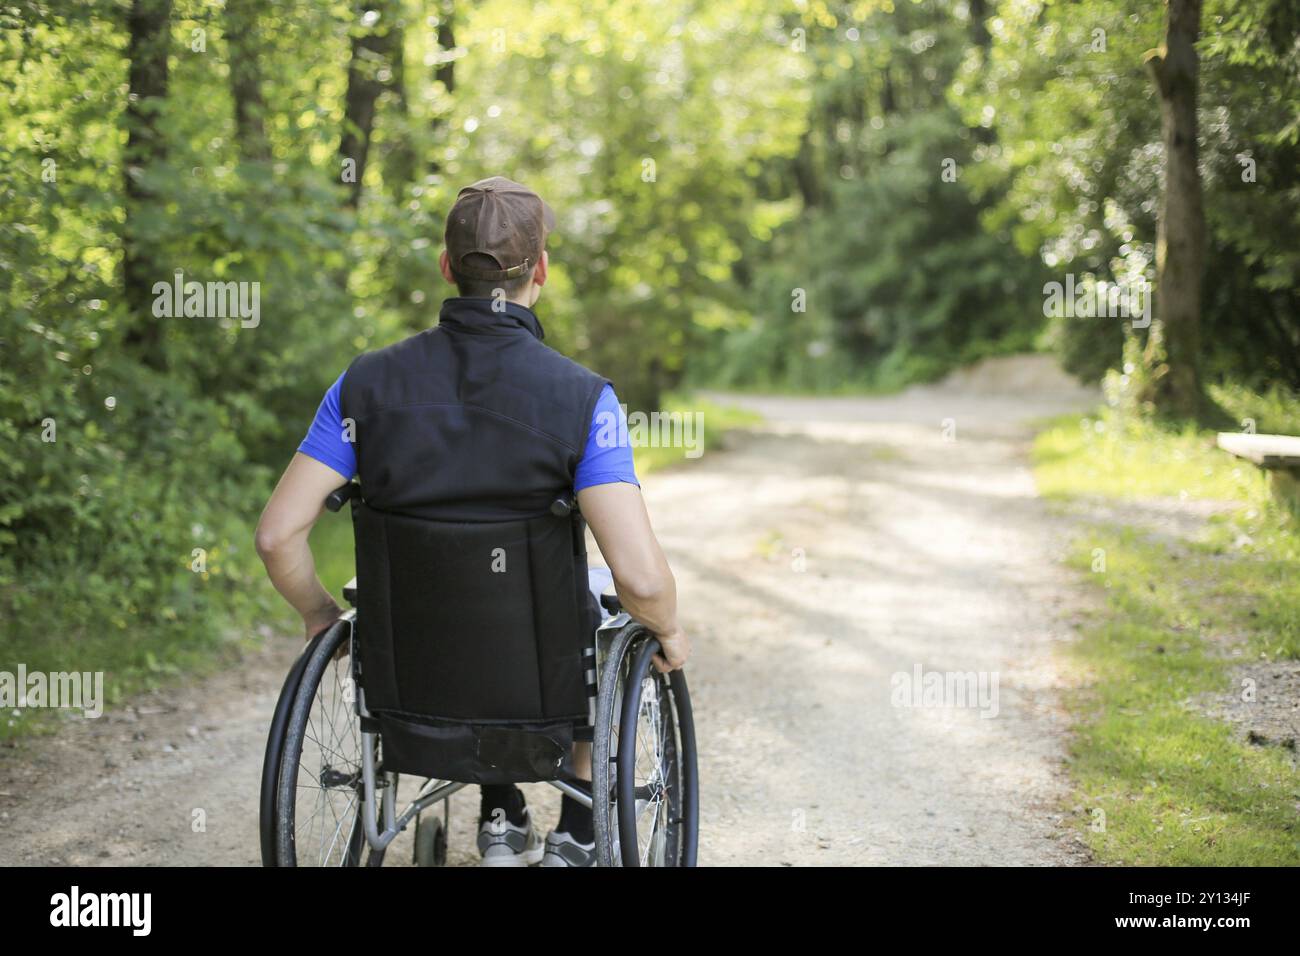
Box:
[577,482,690,672]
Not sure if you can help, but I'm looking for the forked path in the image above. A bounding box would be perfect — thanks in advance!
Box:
[0,357,1097,866]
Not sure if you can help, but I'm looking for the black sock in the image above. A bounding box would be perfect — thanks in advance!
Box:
[479,784,527,826]
[558,793,594,844]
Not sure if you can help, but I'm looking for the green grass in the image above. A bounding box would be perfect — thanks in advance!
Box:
[1,553,290,743]
[1034,400,1300,865]
[0,621,257,743]
[628,393,762,473]
[1035,412,1273,503]
[1210,381,1300,436]
[310,512,358,602]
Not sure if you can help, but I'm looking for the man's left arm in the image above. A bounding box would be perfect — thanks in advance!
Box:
[255,452,348,640]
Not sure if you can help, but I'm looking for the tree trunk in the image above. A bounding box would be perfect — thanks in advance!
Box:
[880,67,897,115]
[382,14,414,201]
[968,0,991,50]
[339,0,402,210]
[122,0,172,367]
[428,0,456,177]
[226,0,269,161]
[791,128,821,209]
[1143,0,1206,418]
[966,0,995,142]
[435,7,455,95]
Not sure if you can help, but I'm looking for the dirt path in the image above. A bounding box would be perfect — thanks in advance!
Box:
[0,356,1098,866]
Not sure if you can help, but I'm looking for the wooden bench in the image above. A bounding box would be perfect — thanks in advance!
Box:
[1217,432,1300,513]
[1216,432,1300,469]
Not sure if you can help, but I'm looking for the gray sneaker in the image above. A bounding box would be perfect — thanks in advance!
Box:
[541,829,596,867]
[477,807,545,867]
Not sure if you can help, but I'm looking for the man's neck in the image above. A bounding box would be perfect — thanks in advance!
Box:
[440,296,545,339]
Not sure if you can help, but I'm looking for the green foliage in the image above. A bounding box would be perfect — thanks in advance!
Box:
[957,0,1300,387]
[2,0,1297,732]
[0,0,798,713]
[1,2,370,697]
[1210,381,1300,436]
[445,0,807,411]
[710,115,1046,392]
[695,0,1049,393]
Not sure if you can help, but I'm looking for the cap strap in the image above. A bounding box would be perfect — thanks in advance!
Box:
[456,256,532,281]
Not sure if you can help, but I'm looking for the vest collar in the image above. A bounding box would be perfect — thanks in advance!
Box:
[437,296,545,341]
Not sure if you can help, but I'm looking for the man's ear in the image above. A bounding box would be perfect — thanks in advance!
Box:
[532,250,548,289]
[439,249,456,285]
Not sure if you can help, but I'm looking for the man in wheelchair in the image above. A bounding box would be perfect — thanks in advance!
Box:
[254,176,690,867]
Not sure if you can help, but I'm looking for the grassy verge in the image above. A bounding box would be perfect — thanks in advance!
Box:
[629,393,762,473]
[1,548,290,743]
[1034,404,1300,865]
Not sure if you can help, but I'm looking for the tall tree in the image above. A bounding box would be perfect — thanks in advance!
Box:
[226,0,270,161]
[121,0,172,366]
[338,1,403,209]
[1142,0,1207,418]
[381,13,414,200]
[427,0,456,176]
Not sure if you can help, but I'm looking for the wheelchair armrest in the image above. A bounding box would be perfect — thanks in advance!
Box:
[599,591,622,614]
[325,481,359,513]
[550,495,577,517]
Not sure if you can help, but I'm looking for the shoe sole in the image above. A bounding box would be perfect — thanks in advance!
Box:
[541,833,598,867]
[479,844,545,867]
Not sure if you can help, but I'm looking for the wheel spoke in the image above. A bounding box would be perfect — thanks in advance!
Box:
[627,670,673,864]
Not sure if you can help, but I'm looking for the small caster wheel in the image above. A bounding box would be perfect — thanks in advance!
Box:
[414,811,447,867]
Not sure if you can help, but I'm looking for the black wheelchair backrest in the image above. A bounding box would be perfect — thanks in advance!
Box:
[350,500,598,783]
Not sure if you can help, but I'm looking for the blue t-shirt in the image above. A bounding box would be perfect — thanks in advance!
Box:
[298,374,639,493]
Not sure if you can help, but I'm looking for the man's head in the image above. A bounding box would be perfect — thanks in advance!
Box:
[440,176,554,306]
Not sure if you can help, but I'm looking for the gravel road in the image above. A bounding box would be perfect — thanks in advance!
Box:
[0,356,1098,866]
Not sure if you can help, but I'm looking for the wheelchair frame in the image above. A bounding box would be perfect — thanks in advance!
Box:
[260,565,698,867]
[350,606,629,858]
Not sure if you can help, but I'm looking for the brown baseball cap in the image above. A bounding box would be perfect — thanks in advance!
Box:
[444,176,556,281]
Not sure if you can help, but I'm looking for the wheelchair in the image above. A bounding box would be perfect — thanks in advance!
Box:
[259,481,698,867]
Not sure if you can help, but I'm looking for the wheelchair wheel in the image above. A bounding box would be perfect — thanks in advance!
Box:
[271,619,377,866]
[413,802,448,867]
[592,622,699,867]
[259,633,314,866]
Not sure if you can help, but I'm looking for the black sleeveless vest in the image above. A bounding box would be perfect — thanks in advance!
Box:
[340,297,609,520]
[337,298,610,781]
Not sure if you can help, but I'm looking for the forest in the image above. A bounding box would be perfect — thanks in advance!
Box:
[2,0,1297,697]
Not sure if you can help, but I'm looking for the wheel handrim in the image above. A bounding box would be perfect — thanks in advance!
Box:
[615,637,683,866]
[286,634,367,867]
[592,621,697,867]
